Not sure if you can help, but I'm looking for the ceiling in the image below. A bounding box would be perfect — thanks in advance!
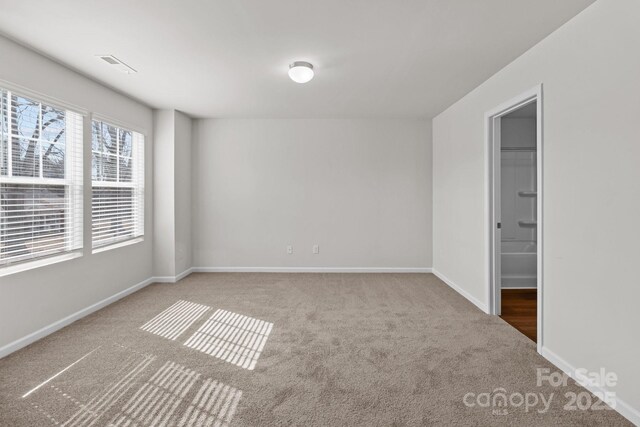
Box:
[0,0,594,118]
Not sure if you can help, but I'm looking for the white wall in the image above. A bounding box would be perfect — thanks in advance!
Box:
[153,110,193,278]
[432,0,639,418]
[152,110,175,277]
[0,36,154,351]
[192,119,432,270]
[174,111,192,274]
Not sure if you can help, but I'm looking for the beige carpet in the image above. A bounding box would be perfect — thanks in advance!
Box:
[0,273,631,426]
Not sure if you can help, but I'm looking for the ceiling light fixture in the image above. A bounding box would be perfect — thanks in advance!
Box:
[288,61,314,83]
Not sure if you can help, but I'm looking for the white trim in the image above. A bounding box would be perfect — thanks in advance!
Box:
[485,84,544,354]
[174,267,194,281]
[0,252,82,278]
[0,276,154,359]
[541,347,640,426]
[92,237,144,254]
[151,267,194,283]
[535,90,544,355]
[431,269,488,312]
[89,181,140,188]
[192,267,432,273]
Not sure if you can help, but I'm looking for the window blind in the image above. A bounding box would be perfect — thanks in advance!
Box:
[91,121,144,249]
[0,88,83,266]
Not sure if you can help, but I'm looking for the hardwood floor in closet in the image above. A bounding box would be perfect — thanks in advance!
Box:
[500,289,537,342]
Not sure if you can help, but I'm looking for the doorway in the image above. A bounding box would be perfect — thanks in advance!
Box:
[486,85,542,351]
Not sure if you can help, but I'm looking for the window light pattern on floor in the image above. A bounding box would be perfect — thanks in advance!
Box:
[21,344,155,427]
[140,300,210,340]
[109,361,201,427]
[21,344,242,427]
[108,361,242,427]
[184,309,273,370]
[62,350,156,426]
[177,377,242,427]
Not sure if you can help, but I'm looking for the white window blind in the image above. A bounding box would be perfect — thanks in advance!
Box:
[0,88,83,266]
[91,120,144,249]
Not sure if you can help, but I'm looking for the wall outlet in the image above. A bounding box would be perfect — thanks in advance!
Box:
[287,245,293,254]
[313,245,319,254]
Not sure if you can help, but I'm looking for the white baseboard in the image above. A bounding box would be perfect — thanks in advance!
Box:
[0,277,154,359]
[191,267,432,273]
[151,267,194,283]
[154,266,432,281]
[432,269,488,313]
[541,347,640,426]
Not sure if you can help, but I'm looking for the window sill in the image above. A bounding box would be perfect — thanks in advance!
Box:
[0,252,83,278]
[92,237,144,254]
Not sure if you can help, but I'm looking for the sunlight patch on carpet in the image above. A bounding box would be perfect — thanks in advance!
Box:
[21,344,156,427]
[109,361,200,426]
[177,377,242,427]
[140,300,211,340]
[183,309,273,370]
[22,344,244,427]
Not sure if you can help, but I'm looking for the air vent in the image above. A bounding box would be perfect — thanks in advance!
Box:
[96,55,137,74]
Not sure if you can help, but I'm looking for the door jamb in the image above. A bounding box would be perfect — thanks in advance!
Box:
[485,84,543,353]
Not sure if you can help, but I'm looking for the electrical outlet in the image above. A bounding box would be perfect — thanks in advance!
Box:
[287,245,293,254]
[313,245,319,254]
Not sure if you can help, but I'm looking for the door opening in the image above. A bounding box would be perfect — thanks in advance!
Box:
[486,86,543,352]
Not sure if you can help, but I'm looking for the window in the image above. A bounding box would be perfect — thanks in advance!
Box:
[0,89,83,266]
[91,120,144,249]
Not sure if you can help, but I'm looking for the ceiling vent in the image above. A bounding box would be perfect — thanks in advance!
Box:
[96,55,137,74]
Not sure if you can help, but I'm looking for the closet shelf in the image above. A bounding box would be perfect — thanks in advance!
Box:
[517,190,537,197]
[518,220,537,228]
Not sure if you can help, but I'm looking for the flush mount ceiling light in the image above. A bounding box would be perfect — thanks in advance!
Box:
[288,61,314,83]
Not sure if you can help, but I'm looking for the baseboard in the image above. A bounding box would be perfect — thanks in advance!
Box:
[191,267,432,273]
[541,346,640,426]
[0,277,154,359]
[153,266,432,280]
[151,267,194,283]
[431,269,488,313]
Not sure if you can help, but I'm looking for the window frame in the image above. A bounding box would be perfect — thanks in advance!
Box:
[0,86,84,271]
[90,118,145,252]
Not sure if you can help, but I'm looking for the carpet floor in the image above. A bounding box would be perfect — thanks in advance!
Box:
[0,273,631,426]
